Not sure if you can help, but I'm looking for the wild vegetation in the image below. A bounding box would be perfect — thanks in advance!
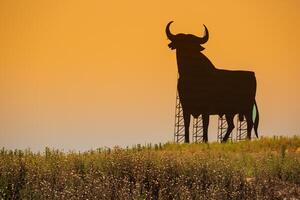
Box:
[0,136,300,199]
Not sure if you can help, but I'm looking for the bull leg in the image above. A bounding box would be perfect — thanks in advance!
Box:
[202,114,209,142]
[245,112,254,140]
[183,111,190,143]
[222,114,235,142]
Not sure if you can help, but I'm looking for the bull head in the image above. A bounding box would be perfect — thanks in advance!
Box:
[166,21,209,51]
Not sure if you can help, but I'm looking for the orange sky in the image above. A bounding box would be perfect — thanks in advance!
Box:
[0,0,300,151]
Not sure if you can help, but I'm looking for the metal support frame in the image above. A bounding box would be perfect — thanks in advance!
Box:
[236,117,248,141]
[192,115,204,143]
[173,79,248,143]
[174,91,185,143]
[217,115,228,142]
[174,91,204,143]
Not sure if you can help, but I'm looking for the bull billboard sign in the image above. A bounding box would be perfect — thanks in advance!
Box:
[166,21,259,143]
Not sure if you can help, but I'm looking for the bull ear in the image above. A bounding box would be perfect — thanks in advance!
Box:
[198,25,209,44]
[166,21,175,40]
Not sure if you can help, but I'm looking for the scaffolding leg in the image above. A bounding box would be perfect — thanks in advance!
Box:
[192,115,204,143]
[174,91,185,143]
[236,116,248,141]
[217,115,233,142]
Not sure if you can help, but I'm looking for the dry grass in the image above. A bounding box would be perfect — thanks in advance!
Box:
[0,136,300,199]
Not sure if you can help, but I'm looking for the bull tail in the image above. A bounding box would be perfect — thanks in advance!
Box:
[254,100,259,138]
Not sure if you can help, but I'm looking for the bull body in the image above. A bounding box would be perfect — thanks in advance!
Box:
[178,69,256,117]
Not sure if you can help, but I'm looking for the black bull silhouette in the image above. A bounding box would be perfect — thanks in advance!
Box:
[166,21,259,143]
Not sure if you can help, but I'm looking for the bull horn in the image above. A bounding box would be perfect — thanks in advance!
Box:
[198,24,209,44]
[166,21,175,40]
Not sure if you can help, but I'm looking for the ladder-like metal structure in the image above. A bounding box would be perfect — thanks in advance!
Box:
[174,91,204,143]
[217,115,233,142]
[173,89,248,143]
[217,115,226,142]
[174,91,185,143]
[236,117,248,141]
[192,115,204,142]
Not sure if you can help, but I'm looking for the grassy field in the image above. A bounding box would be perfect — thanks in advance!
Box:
[1,136,300,200]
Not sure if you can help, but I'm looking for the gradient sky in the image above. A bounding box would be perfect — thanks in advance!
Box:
[1,0,300,151]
